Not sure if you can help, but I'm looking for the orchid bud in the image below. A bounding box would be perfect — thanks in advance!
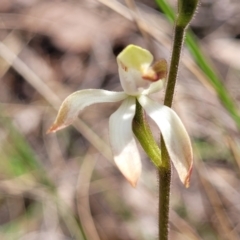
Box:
[177,0,199,28]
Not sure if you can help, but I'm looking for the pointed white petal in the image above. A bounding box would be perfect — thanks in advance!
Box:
[109,97,141,187]
[48,89,127,133]
[138,95,193,187]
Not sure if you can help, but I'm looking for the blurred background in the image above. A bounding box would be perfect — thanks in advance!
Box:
[0,0,240,239]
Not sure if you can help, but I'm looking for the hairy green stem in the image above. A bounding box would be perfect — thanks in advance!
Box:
[164,25,185,108]
[158,140,171,240]
[158,23,186,240]
[158,0,198,237]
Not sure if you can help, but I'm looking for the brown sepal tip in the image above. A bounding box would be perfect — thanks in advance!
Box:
[184,164,193,188]
[46,123,61,134]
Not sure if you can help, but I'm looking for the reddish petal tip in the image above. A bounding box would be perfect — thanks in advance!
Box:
[46,123,66,134]
[46,124,57,134]
[184,163,193,188]
[129,180,138,188]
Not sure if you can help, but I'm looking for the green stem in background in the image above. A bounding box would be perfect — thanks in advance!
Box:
[158,1,198,239]
[155,0,240,130]
[133,99,162,167]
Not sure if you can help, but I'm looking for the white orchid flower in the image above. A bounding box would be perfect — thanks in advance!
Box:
[48,45,193,187]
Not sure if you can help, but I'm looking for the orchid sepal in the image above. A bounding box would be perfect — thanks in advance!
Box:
[138,95,193,187]
[109,97,141,187]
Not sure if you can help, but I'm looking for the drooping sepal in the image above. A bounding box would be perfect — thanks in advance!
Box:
[109,97,141,187]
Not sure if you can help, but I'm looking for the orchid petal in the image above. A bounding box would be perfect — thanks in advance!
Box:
[48,89,127,133]
[109,96,141,187]
[138,95,193,187]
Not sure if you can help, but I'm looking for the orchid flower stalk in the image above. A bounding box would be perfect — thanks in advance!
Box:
[48,45,192,189]
[158,0,199,239]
